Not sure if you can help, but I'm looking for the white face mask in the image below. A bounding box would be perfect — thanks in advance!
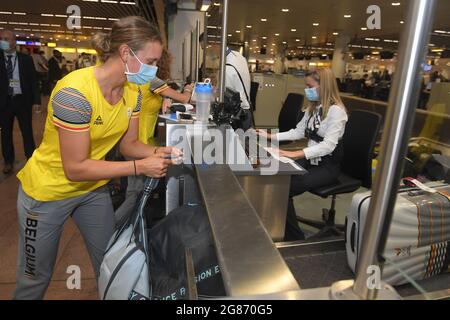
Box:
[0,40,11,51]
[124,48,158,85]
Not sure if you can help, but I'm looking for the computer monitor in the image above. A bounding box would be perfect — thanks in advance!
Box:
[380,51,394,59]
[353,52,365,60]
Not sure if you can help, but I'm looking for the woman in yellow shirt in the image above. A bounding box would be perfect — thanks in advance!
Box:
[139,49,193,145]
[14,16,180,299]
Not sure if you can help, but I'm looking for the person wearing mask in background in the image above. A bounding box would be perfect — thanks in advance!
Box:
[257,68,348,241]
[14,16,180,299]
[32,49,49,96]
[0,30,40,175]
[81,53,92,68]
[48,49,62,92]
[199,33,253,130]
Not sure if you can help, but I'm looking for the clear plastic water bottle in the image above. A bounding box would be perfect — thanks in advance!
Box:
[193,79,213,124]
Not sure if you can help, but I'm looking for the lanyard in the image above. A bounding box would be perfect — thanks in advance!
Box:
[5,54,18,74]
[306,107,322,131]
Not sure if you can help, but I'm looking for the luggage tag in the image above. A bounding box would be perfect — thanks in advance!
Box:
[402,177,450,201]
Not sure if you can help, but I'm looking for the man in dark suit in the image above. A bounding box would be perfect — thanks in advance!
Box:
[0,30,40,174]
[48,49,62,93]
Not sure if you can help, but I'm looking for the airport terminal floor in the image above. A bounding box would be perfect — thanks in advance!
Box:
[0,0,449,302]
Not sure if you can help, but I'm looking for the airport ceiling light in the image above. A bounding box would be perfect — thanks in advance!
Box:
[197,0,212,12]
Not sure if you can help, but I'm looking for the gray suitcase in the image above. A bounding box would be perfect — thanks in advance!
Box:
[346,182,450,286]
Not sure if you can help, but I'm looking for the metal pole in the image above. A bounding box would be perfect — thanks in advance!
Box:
[218,0,229,102]
[190,30,194,83]
[195,19,201,82]
[353,0,437,299]
[202,13,208,82]
[182,40,186,82]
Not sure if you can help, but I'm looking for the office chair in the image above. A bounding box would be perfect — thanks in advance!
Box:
[336,78,345,92]
[297,110,381,238]
[276,93,305,146]
[278,93,305,133]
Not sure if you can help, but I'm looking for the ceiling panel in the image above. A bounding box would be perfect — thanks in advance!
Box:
[206,0,450,56]
[0,0,141,43]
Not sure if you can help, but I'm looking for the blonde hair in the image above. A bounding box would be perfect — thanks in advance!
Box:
[92,16,162,63]
[305,68,346,118]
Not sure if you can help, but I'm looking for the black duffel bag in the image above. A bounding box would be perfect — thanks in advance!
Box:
[148,204,226,300]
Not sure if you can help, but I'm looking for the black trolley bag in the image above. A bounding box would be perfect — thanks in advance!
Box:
[100,176,225,300]
[148,203,226,300]
[346,178,450,286]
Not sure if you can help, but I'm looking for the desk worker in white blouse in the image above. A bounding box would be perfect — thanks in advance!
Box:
[257,68,348,241]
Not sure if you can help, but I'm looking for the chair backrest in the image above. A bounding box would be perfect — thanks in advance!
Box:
[278,93,305,133]
[336,78,344,92]
[347,79,363,96]
[341,110,381,188]
[250,81,259,112]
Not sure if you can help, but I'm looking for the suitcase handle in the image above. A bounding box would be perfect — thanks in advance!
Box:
[350,222,357,253]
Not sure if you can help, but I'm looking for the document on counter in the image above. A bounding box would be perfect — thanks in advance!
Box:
[263,147,305,172]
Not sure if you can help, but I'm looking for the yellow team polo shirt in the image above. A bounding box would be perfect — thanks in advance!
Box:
[138,78,168,145]
[17,67,142,201]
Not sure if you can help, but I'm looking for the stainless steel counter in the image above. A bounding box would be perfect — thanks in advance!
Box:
[195,163,301,296]
[160,118,303,297]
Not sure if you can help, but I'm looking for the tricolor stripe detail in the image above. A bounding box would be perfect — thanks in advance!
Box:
[53,118,90,132]
[152,83,169,95]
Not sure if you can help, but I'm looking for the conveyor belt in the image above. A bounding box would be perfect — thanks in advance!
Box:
[278,238,353,290]
[278,238,450,298]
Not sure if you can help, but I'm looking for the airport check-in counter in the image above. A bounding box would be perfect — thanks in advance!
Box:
[160,115,306,241]
[159,117,450,300]
[158,115,305,296]
[156,114,450,300]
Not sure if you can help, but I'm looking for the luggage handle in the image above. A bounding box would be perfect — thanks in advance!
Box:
[350,222,357,253]
[131,178,160,243]
[105,178,161,253]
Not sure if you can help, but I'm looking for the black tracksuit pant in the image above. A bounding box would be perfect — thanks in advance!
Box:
[0,95,36,165]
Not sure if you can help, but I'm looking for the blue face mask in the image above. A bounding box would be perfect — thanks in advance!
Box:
[0,40,11,51]
[125,48,158,85]
[305,87,320,102]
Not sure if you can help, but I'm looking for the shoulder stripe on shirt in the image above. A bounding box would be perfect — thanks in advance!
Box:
[52,87,92,127]
[132,88,142,118]
[53,118,90,132]
[150,77,168,94]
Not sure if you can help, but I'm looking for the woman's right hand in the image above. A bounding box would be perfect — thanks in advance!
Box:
[136,155,174,178]
[255,129,273,140]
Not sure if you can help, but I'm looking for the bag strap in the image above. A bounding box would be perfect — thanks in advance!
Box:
[226,63,250,106]
[105,178,160,253]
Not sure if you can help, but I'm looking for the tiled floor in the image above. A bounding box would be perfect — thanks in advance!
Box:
[294,187,368,236]
[0,99,365,300]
